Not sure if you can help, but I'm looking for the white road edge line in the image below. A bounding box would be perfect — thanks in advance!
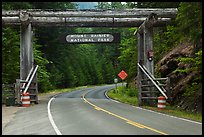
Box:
[104,90,120,103]
[48,97,62,135]
[132,106,202,125]
[105,88,201,125]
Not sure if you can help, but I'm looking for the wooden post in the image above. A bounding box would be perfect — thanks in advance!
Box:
[15,79,21,105]
[135,13,157,106]
[166,77,171,101]
[30,66,39,104]
[35,72,39,104]
[144,26,154,75]
[137,33,143,106]
[135,13,156,76]
[144,25,155,106]
[20,23,33,80]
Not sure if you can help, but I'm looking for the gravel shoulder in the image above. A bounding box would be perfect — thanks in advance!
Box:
[2,92,59,131]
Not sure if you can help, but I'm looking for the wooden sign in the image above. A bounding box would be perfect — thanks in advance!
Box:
[60,33,120,44]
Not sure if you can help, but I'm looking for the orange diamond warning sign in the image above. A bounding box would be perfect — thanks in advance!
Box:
[118,70,128,80]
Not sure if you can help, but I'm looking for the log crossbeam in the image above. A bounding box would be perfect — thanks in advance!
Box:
[2,16,172,27]
[134,13,158,35]
[2,8,178,18]
[2,8,177,27]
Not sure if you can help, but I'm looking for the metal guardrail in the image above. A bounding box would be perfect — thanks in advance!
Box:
[137,63,168,99]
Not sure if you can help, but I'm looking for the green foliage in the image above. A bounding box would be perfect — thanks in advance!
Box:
[2,2,32,10]
[29,2,76,9]
[110,2,126,9]
[33,39,53,92]
[154,2,202,72]
[2,27,20,84]
[174,49,202,74]
[97,2,111,9]
[97,2,126,9]
[136,2,180,8]
[184,82,201,97]
[108,86,138,105]
[2,2,76,91]
[126,87,138,97]
[153,24,183,64]
[173,49,202,98]
[176,2,202,44]
[118,28,137,82]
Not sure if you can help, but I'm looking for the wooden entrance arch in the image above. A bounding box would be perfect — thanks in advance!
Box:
[2,8,177,105]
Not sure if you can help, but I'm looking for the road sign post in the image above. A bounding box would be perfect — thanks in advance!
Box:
[114,78,118,92]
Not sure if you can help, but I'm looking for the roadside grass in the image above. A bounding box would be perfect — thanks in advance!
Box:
[40,84,110,95]
[142,105,202,123]
[107,86,138,106]
[107,86,202,123]
[38,85,92,96]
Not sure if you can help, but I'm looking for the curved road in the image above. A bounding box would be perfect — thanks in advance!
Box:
[2,85,202,135]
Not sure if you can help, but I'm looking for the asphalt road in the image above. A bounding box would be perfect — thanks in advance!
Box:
[2,84,202,135]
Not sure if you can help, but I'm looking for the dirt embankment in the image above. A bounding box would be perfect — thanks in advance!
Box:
[129,39,202,113]
[155,39,202,113]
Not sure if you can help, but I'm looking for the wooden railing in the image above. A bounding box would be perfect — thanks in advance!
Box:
[15,65,39,105]
[137,63,168,99]
[22,65,38,94]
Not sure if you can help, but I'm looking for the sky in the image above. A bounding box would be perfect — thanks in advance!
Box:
[73,2,98,9]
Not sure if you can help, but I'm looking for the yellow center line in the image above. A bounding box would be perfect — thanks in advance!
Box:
[82,92,168,135]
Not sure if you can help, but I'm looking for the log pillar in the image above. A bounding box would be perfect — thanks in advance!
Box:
[20,23,34,80]
[19,11,38,104]
[135,13,157,106]
[20,11,34,80]
[144,25,156,106]
[137,32,144,106]
[144,26,154,76]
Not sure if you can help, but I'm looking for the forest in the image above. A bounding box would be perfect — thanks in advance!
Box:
[2,2,202,111]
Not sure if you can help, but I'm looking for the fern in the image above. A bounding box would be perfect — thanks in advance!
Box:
[174,49,202,74]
